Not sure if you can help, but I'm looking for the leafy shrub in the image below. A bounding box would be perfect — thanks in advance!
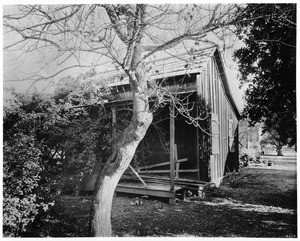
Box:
[3,88,113,235]
[3,133,54,236]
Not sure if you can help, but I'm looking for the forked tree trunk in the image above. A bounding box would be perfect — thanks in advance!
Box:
[90,70,153,236]
[90,5,150,234]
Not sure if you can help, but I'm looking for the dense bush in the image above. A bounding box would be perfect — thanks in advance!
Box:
[3,94,59,236]
[3,90,112,236]
[3,133,54,236]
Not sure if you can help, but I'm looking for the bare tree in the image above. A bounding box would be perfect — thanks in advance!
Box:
[4,4,245,236]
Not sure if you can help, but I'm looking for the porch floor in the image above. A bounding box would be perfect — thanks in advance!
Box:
[116,181,181,199]
[82,173,214,204]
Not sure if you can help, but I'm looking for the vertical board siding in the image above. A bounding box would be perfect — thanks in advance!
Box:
[210,57,235,184]
[197,54,238,185]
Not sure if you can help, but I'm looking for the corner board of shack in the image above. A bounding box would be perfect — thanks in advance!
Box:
[82,47,241,204]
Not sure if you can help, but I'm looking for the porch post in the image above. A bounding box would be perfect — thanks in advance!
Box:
[111,107,117,146]
[111,107,117,197]
[196,102,200,180]
[169,102,175,204]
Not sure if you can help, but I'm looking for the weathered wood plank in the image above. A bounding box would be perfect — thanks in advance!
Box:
[136,174,211,185]
[138,169,199,174]
[138,158,188,170]
[128,165,147,187]
[115,184,177,198]
[122,174,212,188]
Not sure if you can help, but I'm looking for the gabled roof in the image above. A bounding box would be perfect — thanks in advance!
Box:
[149,46,215,79]
[213,49,241,119]
[83,46,215,87]
[83,46,240,118]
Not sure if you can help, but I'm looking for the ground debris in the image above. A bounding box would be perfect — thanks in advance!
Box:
[130,197,144,206]
[32,165,296,238]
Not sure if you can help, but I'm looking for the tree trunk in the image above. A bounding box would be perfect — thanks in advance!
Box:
[90,68,153,236]
[90,5,151,235]
[277,144,283,156]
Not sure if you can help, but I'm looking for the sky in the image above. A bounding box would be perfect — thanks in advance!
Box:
[2,3,245,112]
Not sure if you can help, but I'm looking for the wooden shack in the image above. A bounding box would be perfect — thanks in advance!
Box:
[83,47,240,203]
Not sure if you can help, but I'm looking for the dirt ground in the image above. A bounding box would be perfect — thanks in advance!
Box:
[43,162,297,237]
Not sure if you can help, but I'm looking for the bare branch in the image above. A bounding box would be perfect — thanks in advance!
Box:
[102,5,130,44]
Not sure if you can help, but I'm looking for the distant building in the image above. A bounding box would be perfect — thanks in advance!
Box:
[239,120,262,158]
